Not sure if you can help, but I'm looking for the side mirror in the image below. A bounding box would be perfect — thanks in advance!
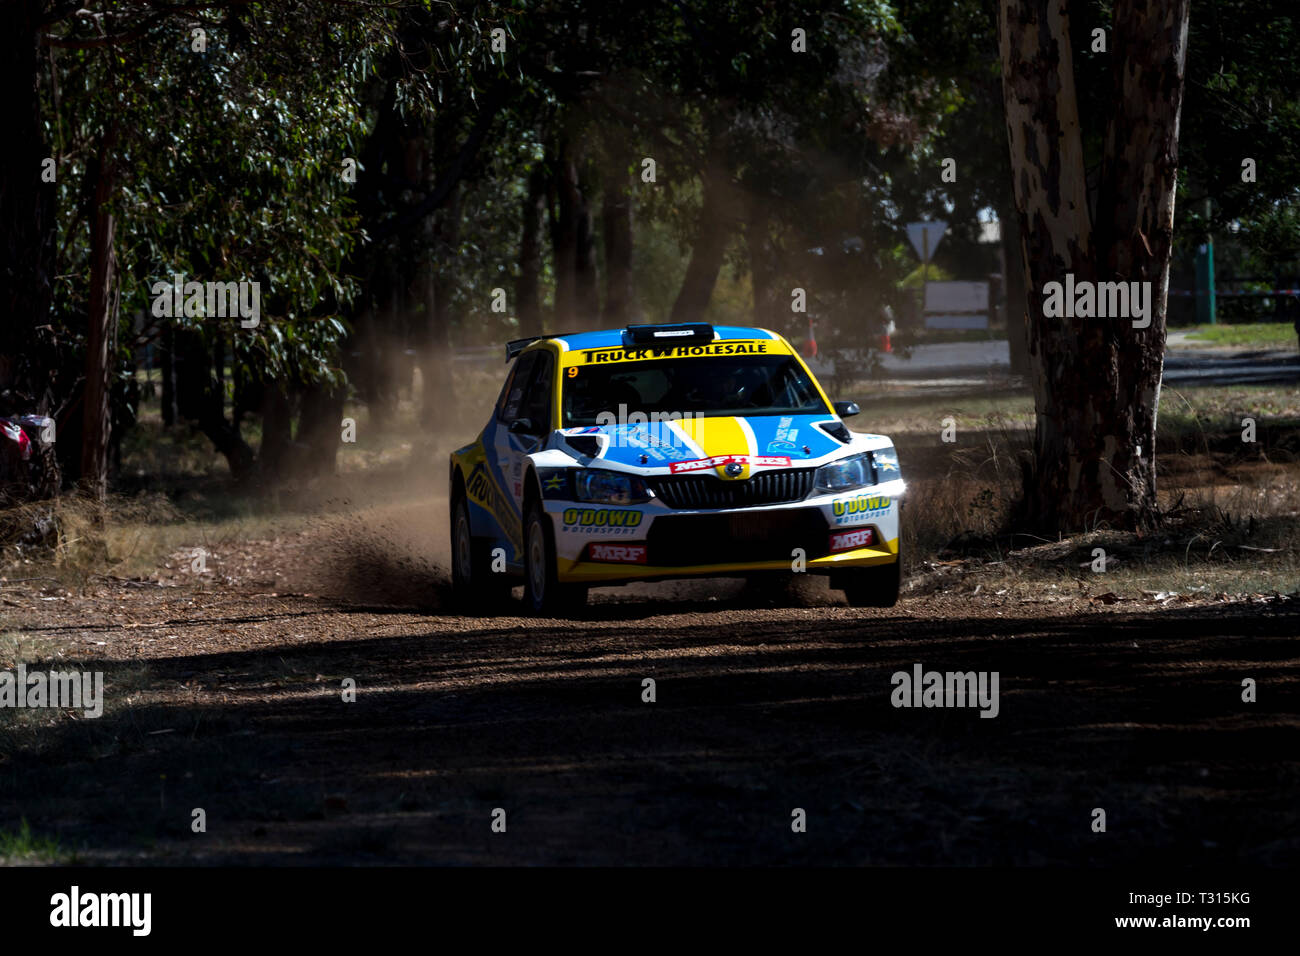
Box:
[833,401,860,419]
[509,418,537,434]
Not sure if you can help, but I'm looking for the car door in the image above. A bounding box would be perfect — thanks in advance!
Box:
[492,348,554,558]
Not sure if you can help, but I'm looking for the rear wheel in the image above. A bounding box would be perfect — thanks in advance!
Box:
[450,493,512,612]
[523,501,588,615]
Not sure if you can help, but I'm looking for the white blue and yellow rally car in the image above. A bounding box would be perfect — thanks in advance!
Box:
[448,323,904,613]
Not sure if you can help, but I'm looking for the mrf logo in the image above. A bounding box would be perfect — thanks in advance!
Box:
[832,494,891,525]
[829,528,874,552]
[588,543,647,564]
[669,454,791,474]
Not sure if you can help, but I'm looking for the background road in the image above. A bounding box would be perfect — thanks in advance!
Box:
[808,336,1300,390]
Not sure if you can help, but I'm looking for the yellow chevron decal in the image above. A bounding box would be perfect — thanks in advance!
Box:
[676,416,753,478]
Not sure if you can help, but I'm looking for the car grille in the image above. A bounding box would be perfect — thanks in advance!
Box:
[646,508,830,566]
[649,468,817,509]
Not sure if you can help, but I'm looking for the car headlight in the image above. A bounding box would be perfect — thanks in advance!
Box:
[813,452,874,493]
[871,447,900,480]
[574,470,651,504]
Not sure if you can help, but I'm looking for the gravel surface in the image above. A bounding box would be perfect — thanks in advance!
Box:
[1,497,1296,865]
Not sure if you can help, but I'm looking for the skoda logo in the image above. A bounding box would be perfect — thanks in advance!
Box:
[724,463,744,477]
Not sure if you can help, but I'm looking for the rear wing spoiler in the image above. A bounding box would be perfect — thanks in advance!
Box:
[505,336,551,361]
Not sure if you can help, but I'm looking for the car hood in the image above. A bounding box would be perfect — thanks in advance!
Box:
[557,413,851,471]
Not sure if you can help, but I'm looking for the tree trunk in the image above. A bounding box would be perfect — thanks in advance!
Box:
[670,154,735,324]
[412,105,461,426]
[176,330,255,480]
[517,166,547,337]
[159,326,178,427]
[420,187,459,426]
[999,202,1030,378]
[0,4,56,412]
[81,132,119,501]
[747,194,774,329]
[999,0,1189,532]
[1092,0,1190,516]
[550,141,579,331]
[298,382,344,476]
[373,281,402,419]
[600,159,633,328]
[258,384,291,479]
[574,160,600,326]
[213,331,225,413]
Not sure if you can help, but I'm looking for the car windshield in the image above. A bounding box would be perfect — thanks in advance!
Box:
[562,355,830,426]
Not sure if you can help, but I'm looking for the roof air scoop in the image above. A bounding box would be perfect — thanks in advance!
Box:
[622,323,715,347]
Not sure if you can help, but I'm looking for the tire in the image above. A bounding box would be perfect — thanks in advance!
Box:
[523,500,588,615]
[450,493,512,612]
[839,550,903,608]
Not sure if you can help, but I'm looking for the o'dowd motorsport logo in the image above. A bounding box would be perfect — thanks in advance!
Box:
[832,494,892,525]
[562,508,644,536]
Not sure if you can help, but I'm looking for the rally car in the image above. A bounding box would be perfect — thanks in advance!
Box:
[448,323,904,613]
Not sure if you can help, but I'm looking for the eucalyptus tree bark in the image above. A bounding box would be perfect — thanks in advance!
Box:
[574,160,600,326]
[600,160,634,328]
[258,383,291,478]
[747,194,775,330]
[550,141,579,330]
[158,326,178,427]
[999,0,1190,532]
[176,331,254,481]
[517,166,548,337]
[421,188,459,425]
[417,110,459,426]
[0,4,55,413]
[82,133,119,500]
[550,132,601,331]
[670,150,736,324]
[998,201,1030,378]
[297,381,345,477]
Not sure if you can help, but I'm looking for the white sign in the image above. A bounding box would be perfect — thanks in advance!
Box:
[924,314,990,330]
[978,219,1002,245]
[906,221,948,262]
[924,280,989,313]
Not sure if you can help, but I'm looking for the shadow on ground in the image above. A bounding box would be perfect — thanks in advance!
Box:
[2,598,1296,865]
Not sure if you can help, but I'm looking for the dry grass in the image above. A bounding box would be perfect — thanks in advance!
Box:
[880,383,1300,599]
[901,458,1300,601]
[0,492,317,589]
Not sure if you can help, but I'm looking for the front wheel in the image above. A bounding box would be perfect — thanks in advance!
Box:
[523,502,588,615]
[838,551,902,608]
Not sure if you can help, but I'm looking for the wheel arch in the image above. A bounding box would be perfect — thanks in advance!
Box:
[521,462,545,513]
[449,460,467,501]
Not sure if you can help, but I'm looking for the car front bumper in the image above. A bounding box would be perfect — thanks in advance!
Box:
[548,478,904,585]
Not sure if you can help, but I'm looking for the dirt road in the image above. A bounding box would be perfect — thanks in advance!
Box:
[2,499,1297,866]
